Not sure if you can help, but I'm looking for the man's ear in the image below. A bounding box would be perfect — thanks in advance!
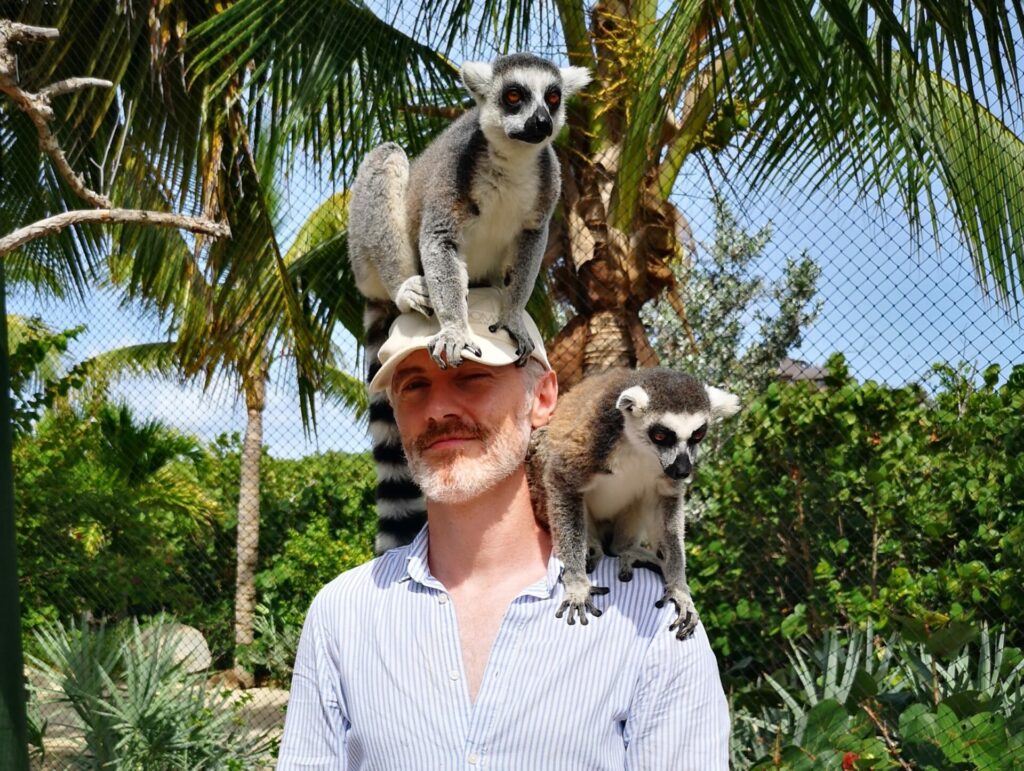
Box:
[530,369,559,429]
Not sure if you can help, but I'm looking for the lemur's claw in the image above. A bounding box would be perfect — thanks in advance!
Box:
[656,587,699,640]
[489,319,535,366]
[427,327,480,369]
[394,276,433,317]
[556,583,609,626]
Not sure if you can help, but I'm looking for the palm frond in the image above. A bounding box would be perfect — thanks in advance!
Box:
[189,0,463,180]
[322,364,369,420]
[77,342,182,384]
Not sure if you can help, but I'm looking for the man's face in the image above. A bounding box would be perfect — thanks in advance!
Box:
[389,350,538,504]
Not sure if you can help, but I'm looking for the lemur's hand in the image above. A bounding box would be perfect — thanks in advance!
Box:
[489,315,535,367]
[555,577,609,626]
[395,276,433,317]
[427,325,483,369]
[656,584,699,640]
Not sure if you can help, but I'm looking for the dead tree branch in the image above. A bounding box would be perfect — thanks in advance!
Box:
[0,209,232,255]
[0,18,230,256]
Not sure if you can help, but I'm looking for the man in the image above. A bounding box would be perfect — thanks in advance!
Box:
[277,288,730,769]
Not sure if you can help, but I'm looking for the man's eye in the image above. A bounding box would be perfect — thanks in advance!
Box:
[400,380,428,394]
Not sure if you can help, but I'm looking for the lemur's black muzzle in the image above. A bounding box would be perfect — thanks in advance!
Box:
[512,107,553,143]
[664,455,692,481]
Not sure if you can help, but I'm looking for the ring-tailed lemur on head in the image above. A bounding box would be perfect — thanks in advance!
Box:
[528,368,741,639]
[348,53,590,554]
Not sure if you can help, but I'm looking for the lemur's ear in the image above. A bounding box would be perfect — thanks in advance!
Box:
[706,386,741,419]
[616,386,650,414]
[461,62,494,102]
[559,66,591,98]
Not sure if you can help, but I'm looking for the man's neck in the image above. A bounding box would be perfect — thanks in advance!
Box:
[426,465,551,592]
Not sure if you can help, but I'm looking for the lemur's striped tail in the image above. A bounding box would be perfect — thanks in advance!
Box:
[365,300,427,554]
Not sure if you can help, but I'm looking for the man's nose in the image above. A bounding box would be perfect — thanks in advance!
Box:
[422,379,463,421]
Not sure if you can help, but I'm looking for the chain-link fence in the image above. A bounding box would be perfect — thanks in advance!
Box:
[3,1,1023,768]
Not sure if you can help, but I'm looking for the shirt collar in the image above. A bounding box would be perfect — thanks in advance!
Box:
[402,524,564,599]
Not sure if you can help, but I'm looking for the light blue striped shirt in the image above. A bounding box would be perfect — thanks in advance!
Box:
[278,527,730,770]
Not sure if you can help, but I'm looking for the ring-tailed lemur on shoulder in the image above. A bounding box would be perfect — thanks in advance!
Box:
[528,368,741,639]
[348,53,590,554]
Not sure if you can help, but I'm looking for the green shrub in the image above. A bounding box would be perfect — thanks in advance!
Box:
[14,402,223,636]
[692,356,1024,668]
[254,451,377,630]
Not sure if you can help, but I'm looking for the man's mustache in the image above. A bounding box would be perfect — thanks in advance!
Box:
[413,418,488,454]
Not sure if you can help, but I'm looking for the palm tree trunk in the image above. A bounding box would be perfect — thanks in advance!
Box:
[232,365,266,686]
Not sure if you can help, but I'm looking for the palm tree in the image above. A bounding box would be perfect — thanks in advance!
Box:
[0,1,374,681]
[189,0,1023,389]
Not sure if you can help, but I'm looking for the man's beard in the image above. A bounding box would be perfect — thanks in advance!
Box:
[405,409,532,504]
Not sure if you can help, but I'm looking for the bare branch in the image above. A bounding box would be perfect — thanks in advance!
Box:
[0,209,231,257]
[0,18,232,255]
[0,25,113,207]
[40,77,114,100]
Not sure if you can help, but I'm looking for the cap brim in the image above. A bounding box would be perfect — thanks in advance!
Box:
[369,337,536,395]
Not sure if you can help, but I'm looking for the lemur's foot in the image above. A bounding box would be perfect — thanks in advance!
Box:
[655,585,699,640]
[556,578,609,626]
[395,276,433,317]
[427,326,483,369]
[616,546,660,582]
[489,316,534,367]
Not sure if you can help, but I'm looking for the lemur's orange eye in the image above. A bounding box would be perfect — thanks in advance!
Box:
[504,88,523,105]
[545,90,561,108]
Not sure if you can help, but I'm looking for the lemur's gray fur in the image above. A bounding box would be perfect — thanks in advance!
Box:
[528,368,741,639]
[349,53,589,554]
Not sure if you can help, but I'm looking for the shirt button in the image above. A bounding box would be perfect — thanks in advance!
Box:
[449,670,460,681]
[438,593,449,605]
[468,753,479,765]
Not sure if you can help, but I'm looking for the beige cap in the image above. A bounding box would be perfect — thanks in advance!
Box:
[369,287,551,395]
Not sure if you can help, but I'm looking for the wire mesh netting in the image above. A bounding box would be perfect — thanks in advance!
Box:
[2,1,1023,768]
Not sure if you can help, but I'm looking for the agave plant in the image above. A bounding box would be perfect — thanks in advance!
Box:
[26,615,275,769]
[731,622,1024,769]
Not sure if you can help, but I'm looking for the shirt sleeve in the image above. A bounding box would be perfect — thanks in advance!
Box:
[623,621,731,771]
[277,593,348,769]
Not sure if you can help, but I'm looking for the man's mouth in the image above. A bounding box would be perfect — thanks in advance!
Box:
[414,419,488,454]
[425,435,479,450]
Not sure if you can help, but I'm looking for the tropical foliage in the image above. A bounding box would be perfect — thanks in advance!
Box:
[692,356,1024,666]
[730,622,1024,769]
[26,615,275,769]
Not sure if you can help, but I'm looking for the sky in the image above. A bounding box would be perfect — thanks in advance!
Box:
[7,3,1024,459]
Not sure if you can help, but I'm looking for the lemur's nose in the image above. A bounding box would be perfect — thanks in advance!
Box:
[665,455,692,480]
[529,107,552,136]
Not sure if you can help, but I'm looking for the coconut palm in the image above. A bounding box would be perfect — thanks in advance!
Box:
[0,1,402,680]
[189,0,1023,388]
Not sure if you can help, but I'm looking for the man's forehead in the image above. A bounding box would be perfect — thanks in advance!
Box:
[391,351,511,383]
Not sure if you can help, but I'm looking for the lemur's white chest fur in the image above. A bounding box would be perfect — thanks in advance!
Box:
[582,442,679,524]
[461,147,544,284]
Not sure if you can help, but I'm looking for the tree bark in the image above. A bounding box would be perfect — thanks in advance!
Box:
[232,362,267,687]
